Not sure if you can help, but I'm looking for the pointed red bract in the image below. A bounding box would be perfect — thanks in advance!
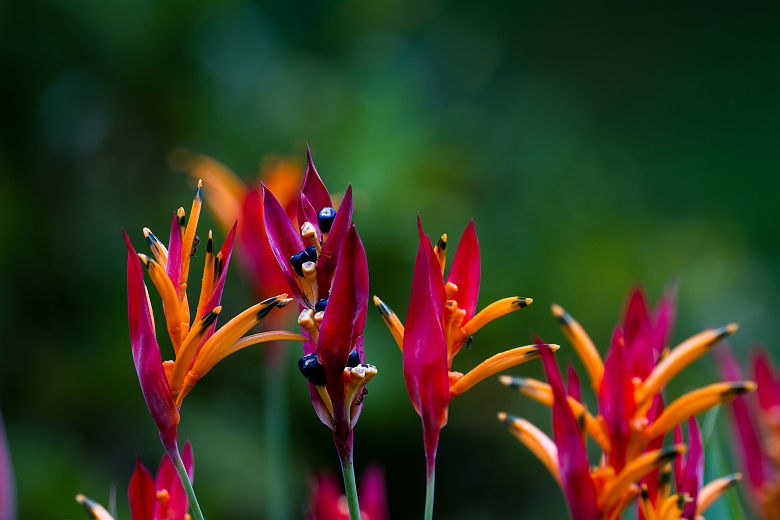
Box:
[403,223,449,474]
[716,345,767,488]
[650,287,676,355]
[129,458,156,520]
[238,188,290,301]
[566,363,581,402]
[154,442,193,520]
[298,194,321,243]
[753,349,780,412]
[446,220,480,321]
[318,225,368,376]
[598,328,635,471]
[166,213,182,298]
[317,186,354,290]
[302,147,333,213]
[125,231,179,451]
[539,345,600,520]
[262,184,307,303]
[680,417,704,520]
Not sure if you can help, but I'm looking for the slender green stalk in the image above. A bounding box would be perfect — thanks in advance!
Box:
[264,347,290,519]
[338,451,362,520]
[170,446,205,520]
[424,467,435,520]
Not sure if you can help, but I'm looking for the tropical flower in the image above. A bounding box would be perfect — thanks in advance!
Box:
[262,150,372,519]
[498,288,751,519]
[373,219,546,519]
[124,181,303,452]
[306,466,387,520]
[717,344,780,518]
[172,150,301,310]
[77,442,195,520]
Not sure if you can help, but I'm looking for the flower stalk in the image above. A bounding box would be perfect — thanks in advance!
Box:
[169,446,205,520]
[424,465,435,520]
[338,448,362,520]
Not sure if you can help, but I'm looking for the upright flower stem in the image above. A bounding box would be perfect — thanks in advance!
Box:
[169,446,205,520]
[264,345,290,520]
[338,449,362,520]
[424,465,436,520]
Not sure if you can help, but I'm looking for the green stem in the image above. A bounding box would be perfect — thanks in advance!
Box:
[424,467,435,520]
[338,451,362,520]
[170,446,205,520]
[264,348,290,520]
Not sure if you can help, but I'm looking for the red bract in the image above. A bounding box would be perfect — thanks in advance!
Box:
[500,287,749,519]
[263,148,354,310]
[374,218,547,516]
[306,466,388,520]
[717,344,780,518]
[77,443,195,520]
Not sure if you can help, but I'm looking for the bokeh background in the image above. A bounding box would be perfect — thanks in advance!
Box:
[1,2,779,518]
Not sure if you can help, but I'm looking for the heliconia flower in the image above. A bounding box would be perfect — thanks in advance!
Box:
[306,465,388,520]
[262,148,354,312]
[373,218,549,515]
[77,442,195,520]
[173,151,301,308]
[717,344,780,518]
[499,288,752,519]
[125,181,304,451]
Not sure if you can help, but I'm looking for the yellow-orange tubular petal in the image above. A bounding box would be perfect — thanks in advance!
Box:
[169,307,222,393]
[194,295,292,372]
[636,324,738,407]
[460,297,533,338]
[601,445,685,513]
[138,254,184,350]
[449,344,558,398]
[75,494,115,520]
[499,375,610,451]
[194,231,215,321]
[697,473,741,514]
[498,412,560,484]
[172,150,246,232]
[373,296,404,351]
[643,381,755,441]
[639,486,657,520]
[433,234,447,276]
[194,329,304,376]
[143,227,168,268]
[180,180,203,293]
[656,493,686,520]
[551,303,604,391]
[606,485,640,520]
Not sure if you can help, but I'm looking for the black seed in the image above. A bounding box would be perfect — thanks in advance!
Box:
[317,207,337,232]
[298,353,327,386]
[346,350,360,368]
[304,245,318,262]
[315,298,329,312]
[289,250,308,276]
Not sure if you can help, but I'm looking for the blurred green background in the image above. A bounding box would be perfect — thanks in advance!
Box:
[1,1,779,518]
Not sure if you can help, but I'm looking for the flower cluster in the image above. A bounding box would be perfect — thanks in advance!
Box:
[498,289,751,519]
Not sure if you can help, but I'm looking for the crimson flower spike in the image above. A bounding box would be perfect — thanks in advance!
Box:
[499,287,750,519]
[125,182,304,520]
[77,442,195,520]
[374,218,549,520]
[717,344,780,518]
[306,465,388,520]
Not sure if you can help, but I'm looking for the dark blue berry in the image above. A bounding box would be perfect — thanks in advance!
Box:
[298,353,327,386]
[315,298,329,312]
[317,207,337,232]
[289,251,308,277]
[304,245,318,262]
[346,349,360,368]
